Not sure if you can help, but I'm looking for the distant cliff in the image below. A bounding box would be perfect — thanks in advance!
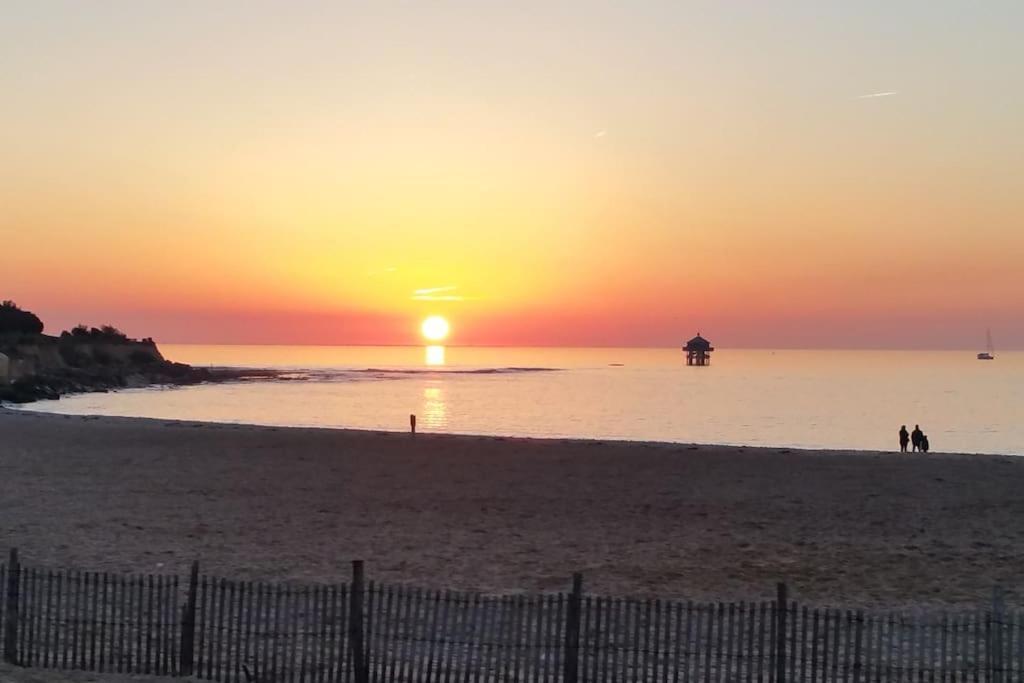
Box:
[0,331,204,403]
[0,304,273,404]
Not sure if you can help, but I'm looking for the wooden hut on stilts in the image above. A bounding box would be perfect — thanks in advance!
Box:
[682,333,714,366]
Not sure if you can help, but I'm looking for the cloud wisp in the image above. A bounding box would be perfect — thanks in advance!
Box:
[856,91,899,99]
[411,285,470,302]
[413,286,457,296]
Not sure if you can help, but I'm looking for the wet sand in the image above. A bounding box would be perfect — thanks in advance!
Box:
[1,408,1022,609]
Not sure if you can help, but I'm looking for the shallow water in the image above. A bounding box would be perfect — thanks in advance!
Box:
[22,345,1024,455]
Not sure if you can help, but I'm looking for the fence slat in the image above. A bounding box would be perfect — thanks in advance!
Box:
[329,583,342,683]
[608,598,621,683]
[36,569,45,667]
[44,570,55,669]
[549,592,563,683]
[55,571,66,671]
[160,575,169,677]
[502,594,516,683]
[114,574,124,674]
[41,570,50,668]
[386,585,400,683]
[25,568,35,667]
[266,583,279,682]
[303,583,315,683]
[393,586,413,683]
[731,601,741,682]
[110,572,120,673]
[457,591,475,683]
[167,575,176,677]
[257,582,270,683]
[523,593,537,683]
[382,585,397,679]
[292,585,305,683]
[314,584,327,683]
[155,575,164,678]
[198,577,209,679]
[470,593,490,683]
[449,590,466,683]
[31,570,42,669]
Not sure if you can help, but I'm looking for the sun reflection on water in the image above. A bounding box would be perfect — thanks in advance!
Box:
[422,385,447,430]
[425,345,445,366]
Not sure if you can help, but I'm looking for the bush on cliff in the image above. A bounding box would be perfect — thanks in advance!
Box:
[0,301,44,335]
[68,324,129,341]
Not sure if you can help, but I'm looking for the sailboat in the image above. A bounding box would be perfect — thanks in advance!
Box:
[977,329,995,360]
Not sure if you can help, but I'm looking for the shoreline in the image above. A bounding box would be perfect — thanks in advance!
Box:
[2,408,1023,609]
[7,404,1014,460]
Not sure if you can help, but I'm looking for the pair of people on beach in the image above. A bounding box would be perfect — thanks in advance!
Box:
[899,425,929,453]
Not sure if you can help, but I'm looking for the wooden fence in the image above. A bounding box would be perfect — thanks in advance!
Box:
[2,549,1022,682]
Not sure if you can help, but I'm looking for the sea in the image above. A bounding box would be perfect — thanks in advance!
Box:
[20,345,1024,455]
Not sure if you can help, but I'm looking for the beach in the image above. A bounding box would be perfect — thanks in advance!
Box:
[2,408,1022,610]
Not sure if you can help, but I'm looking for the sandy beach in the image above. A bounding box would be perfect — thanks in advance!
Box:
[1,408,1022,610]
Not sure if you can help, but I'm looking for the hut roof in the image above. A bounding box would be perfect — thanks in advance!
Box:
[684,334,712,350]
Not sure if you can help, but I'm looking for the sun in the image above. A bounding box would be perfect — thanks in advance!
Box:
[420,315,450,342]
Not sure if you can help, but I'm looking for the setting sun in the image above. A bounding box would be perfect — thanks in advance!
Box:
[421,316,450,342]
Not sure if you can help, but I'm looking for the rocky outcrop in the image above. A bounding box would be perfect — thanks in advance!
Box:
[0,333,275,404]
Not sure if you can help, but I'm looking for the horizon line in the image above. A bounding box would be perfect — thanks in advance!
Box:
[156,341,1023,352]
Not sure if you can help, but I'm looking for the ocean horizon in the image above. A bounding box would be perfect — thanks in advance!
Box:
[19,344,1024,456]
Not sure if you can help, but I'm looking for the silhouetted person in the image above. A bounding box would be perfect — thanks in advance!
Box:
[921,434,930,453]
[410,413,416,435]
[899,425,910,452]
[911,425,923,452]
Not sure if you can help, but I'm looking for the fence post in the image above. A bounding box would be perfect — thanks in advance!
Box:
[853,610,864,682]
[3,549,19,666]
[349,561,368,683]
[775,583,787,683]
[178,561,200,676]
[563,573,583,683]
[992,586,1005,683]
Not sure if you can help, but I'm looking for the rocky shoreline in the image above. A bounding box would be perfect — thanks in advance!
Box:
[0,361,282,404]
[0,307,281,404]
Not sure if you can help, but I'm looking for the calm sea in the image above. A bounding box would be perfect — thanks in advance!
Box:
[21,345,1024,455]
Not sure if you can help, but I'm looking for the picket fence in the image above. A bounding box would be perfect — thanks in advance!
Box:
[2,550,1022,682]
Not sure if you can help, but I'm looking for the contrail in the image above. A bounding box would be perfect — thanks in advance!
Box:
[856,91,898,99]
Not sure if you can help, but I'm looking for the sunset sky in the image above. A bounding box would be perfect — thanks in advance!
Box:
[3,1,1022,348]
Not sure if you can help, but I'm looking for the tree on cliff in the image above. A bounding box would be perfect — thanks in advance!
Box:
[68,324,129,340]
[0,301,44,335]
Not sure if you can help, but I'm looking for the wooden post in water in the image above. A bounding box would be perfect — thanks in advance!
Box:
[775,583,788,683]
[563,573,583,683]
[178,561,200,676]
[349,561,369,683]
[3,549,20,665]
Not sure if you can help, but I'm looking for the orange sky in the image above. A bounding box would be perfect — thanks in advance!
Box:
[2,2,1022,348]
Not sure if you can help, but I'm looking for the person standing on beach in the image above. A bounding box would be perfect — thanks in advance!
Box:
[921,434,930,453]
[911,425,923,452]
[899,425,910,452]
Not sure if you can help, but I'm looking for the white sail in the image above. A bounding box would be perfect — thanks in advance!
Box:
[978,328,995,360]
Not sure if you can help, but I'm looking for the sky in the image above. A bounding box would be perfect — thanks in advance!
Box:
[2,1,1022,348]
